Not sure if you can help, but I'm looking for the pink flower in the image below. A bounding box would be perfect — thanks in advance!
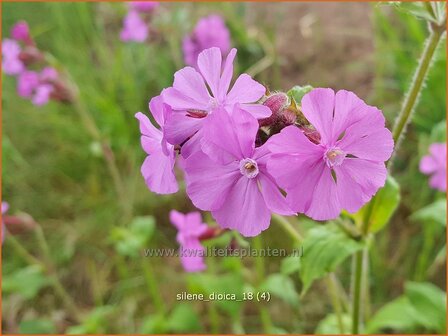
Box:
[11,21,32,44]
[2,39,25,75]
[17,69,55,106]
[162,47,271,157]
[32,84,53,106]
[17,71,40,98]
[135,94,178,194]
[184,105,293,237]
[128,1,159,12]
[267,88,394,221]
[40,67,58,82]
[182,15,231,70]
[420,142,446,192]
[2,202,9,244]
[169,210,208,272]
[120,10,148,43]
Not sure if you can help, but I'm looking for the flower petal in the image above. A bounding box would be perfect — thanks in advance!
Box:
[212,177,271,237]
[258,173,294,216]
[184,151,240,211]
[218,48,237,101]
[226,74,266,104]
[305,167,341,221]
[164,111,203,145]
[239,103,272,119]
[141,148,178,194]
[163,67,211,110]
[181,129,204,158]
[338,127,394,162]
[301,88,335,145]
[201,106,258,164]
[149,94,168,127]
[334,159,387,213]
[197,47,222,98]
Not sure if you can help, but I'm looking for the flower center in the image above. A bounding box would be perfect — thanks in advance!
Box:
[239,158,259,179]
[208,98,221,111]
[324,147,346,167]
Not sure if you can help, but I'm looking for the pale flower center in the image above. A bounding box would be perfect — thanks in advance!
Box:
[239,158,259,179]
[208,98,221,111]
[324,147,346,167]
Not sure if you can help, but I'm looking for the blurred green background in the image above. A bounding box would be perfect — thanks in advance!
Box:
[1,2,446,334]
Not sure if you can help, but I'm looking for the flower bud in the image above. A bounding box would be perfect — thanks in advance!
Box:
[259,92,289,127]
[300,125,321,144]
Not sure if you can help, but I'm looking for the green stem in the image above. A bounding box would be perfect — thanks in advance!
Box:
[272,214,303,243]
[141,258,166,313]
[326,273,345,334]
[391,26,444,156]
[351,250,364,334]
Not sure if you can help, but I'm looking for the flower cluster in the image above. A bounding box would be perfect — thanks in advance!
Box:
[2,21,73,106]
[182,14,231,70]
[120,2,159,43]
[137,47,394,238]
[420,142,446,192]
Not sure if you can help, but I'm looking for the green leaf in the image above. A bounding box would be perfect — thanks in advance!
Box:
[411,198,446,227]
[368,282,447,333]
[259,273,299,308]
[315,313,351,334]
[366,296,419,333]
[298,224,364,294]
[287,85,313,105]
[167,303,202,333]
[280,254,301,275]
[352,176,400,233]
[19,319,57,334]
[405,282,446,333]
[2,265,49,300]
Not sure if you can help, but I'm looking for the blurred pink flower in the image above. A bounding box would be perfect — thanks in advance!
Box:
[17,70,40,98]
[135,94,178,194]
[40,67,58,82]
[17,68,56,106]
[170,210,208,272]
[2,202,9,244]
[11,21,32,44]
[162,47,271,157]
[182,15,231,70]
[128,1,159,12]
[32,84,53,106]
[267,88,394,221]
[184,105,293,237]
[120,10,148,43]
[2,39,25,75]
[420,142,446,192]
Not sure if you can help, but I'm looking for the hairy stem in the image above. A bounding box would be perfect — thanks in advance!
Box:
[390,25,444,159]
